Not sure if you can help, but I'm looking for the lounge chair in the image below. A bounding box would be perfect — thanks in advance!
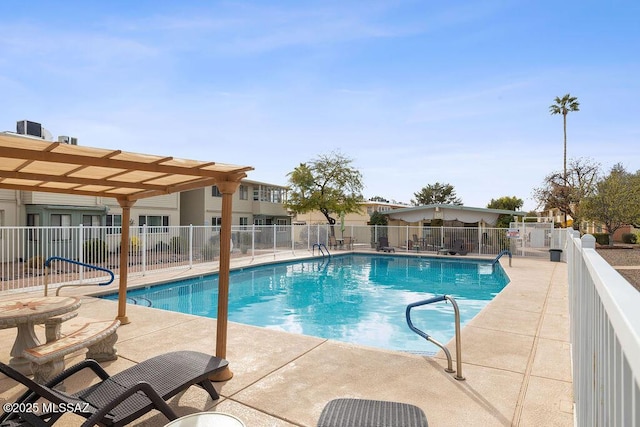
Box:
[376,236,395,253]
[445,239,468,255]
[317,398,428,427]
[0,350,228,427]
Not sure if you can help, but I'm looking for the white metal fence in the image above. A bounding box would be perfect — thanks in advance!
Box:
[567,229,640,426]
[0,224,554,293]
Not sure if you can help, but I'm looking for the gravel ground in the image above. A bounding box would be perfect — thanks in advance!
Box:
[595,246,640,292]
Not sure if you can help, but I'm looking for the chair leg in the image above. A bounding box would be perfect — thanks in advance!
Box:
[197,379,221,400]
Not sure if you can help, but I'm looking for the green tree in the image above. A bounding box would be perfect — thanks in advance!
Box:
[368,210,389,245]
[487,196,524,228]
[286,151,364,236]
[534,158,600,229]
[487,196,523,211]
[412,182,462,205]
[550,93,580,225]
[582,164,640,244]
[369,210,388,226]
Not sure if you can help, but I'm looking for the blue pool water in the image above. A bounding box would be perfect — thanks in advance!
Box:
[102,254,509,353]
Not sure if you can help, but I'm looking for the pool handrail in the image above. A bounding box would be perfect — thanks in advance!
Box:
[406,295,465,380]
[492,249,512,267]
[312,243,330,258]
[44,256,115,296]
[127,296,153,307]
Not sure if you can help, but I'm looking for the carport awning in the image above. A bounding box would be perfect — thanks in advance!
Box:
[0,133,253,201]
[386,204,525,226]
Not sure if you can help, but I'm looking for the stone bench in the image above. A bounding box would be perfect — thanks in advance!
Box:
[44,311,78,343]
[23,317,120,384]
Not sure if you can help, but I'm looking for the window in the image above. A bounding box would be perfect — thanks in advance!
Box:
[252,185,286,203]
[239,185,248,200]
[139,215,169,233]
[82,215,101,226]
[82,215,102,239]
[276,218,288,231]
[211,217,222,228]
[27,214,40,241]
[51,214,71,240]
[239,217,249,230]
[106,214,122,234]
[254,218,265,226]
[211,186,222,197]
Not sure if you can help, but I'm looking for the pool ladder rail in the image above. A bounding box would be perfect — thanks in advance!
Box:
[492,250,512,267]
[406,295,465,380]
[126,296,153,307]
[44,256,115,296]
[312,243,331,258]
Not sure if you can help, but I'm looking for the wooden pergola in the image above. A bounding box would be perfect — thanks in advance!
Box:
[0,132,253,380]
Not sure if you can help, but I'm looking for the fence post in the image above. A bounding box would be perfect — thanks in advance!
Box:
[374,225,378,247]
[581,234,595,249]
[273,225,277,259]
[405,226,409,252]
[142,224,147,276]
[189,224,193,268]
[78,224,85,284]
[251,224,255,258]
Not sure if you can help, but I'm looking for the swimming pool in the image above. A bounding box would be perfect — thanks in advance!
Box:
[102,254,509,353]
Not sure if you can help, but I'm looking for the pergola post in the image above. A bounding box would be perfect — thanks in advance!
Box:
[209,179,240,381]
[116,199,135,325]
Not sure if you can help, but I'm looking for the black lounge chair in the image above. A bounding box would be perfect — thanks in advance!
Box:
[376,236,395,253]
[446,239,468,255]
[0,350,228,427]
[317,398,428,427]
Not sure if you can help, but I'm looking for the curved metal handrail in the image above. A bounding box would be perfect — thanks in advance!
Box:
[127,296,153,307]
[492,249,512,267]
[406,295,465,380]
[312,243,330,258]
[44,256,115,296]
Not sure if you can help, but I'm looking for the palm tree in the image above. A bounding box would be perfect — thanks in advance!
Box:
[550,93,580,226]
[549,94,580,183]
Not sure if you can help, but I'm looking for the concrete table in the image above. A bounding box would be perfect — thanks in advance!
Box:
[0,296,81,374]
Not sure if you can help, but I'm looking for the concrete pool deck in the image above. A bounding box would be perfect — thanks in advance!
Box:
[0,254,573,426]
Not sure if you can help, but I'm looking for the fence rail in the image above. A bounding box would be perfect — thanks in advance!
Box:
[1,223,555,293]
[567,229,640,426]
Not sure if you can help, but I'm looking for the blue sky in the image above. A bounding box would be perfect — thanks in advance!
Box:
[1,1,638,211]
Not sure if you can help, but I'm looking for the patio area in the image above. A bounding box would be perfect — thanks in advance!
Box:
[0,255,572,426]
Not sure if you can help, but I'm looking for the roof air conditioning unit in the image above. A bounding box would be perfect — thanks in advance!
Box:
[58,135,78,145]
[16,120,43,138]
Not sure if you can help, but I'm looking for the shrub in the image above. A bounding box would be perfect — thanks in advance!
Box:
[155,241,170,252]
[130,236,141,253]
[170,236,187,253]
[592,233,610,246]
[84,238,108,263]
[201,235,220,260]
[621,233,637,244]
[26,256,44,269]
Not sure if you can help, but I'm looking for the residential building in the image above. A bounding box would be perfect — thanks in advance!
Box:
[180,179,291,227]
[292,200,408,226]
